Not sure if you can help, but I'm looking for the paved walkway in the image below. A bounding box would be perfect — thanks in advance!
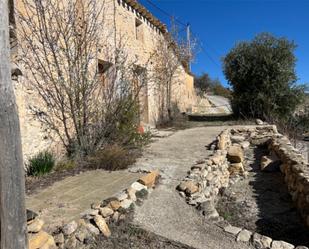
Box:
[26,170,140,232]
[131,126,254,249]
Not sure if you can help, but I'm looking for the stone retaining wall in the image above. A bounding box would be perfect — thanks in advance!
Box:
[269,137,309,227]
[177,125,309,249]
[27,170,160,249]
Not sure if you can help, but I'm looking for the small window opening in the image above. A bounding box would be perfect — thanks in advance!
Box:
[135,18,144,42]
[98,60,113,84]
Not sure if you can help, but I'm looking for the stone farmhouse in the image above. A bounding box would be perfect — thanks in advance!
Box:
[10,0,196,160]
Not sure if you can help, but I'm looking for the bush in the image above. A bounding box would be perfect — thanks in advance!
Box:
[27,151,55,176]
[223,33,306,120]
[87,144,138,171]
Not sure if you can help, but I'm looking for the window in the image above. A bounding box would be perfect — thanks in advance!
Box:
[98,60,112,85]
[135,18,144,42]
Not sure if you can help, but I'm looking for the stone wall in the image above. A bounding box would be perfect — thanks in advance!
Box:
[177,125,309,249]
[27,170,160,249]
[269,136,309,227]
[14,0,197,160]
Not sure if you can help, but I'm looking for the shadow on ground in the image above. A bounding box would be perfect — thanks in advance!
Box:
[250,145,309,246]
[217,143,309,246]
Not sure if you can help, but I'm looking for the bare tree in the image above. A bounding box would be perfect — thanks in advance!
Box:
[17,0,147,157]
[0,0,27,247]
[152,21,196,123]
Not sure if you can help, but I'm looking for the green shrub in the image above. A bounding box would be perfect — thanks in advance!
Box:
[87,144,137,171]
[223,32,305,120]
[27,151,55,176]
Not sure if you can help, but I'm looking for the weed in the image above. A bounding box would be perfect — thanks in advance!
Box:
[27,151,55,176]
[87,144,137,171]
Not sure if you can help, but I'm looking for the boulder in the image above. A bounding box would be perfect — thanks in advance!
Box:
[94,215,111,237]
[227,146,244,163]
[138,170,160,188]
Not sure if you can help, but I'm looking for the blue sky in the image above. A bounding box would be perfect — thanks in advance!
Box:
[139,0,309,87]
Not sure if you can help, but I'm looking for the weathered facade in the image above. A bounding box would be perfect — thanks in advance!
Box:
[12,0,196,160]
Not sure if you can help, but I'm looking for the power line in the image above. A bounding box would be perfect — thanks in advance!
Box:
[143,0,221,69]
[144,0,187,27]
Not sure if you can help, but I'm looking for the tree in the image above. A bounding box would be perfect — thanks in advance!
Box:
[17,0,146,157]
[0,0,27,247]
[223,32,305,121]
[152,21,196,123]
[194,73,212,95]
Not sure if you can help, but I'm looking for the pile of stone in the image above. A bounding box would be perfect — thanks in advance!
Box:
[177,124,309,248]
[223,224,305,249]
[27,210,56,249]
[177,149,230,219]
[175,126,267,219]
[28,170,160,249]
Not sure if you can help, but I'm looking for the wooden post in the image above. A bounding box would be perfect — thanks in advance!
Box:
[0,0,28,248]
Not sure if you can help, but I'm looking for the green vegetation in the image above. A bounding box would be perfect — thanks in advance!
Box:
[223,33,306,121]
[27,151,55,176]
[194,73,232,99]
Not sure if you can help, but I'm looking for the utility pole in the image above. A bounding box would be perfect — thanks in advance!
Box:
[0,0,28,248]
[186,23,191,71]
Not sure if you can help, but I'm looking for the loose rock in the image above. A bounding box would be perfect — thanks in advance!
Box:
[131,181,147,192]
[29,231,51,249]
[236,229,252,242]
[252,233,272,248]
[28,218,44,233]
[99,207,114,218]
[224,225,242,235]
[62,221,78,236]
[271,240,295,249]
[94,215,111,237]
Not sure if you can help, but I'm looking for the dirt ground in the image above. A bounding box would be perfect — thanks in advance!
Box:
[216,143,309,246]
[89,218,194,249]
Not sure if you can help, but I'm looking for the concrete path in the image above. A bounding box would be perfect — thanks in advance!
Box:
[26,170,140,232]
[132,126,254,249]
[207,95,233,114]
